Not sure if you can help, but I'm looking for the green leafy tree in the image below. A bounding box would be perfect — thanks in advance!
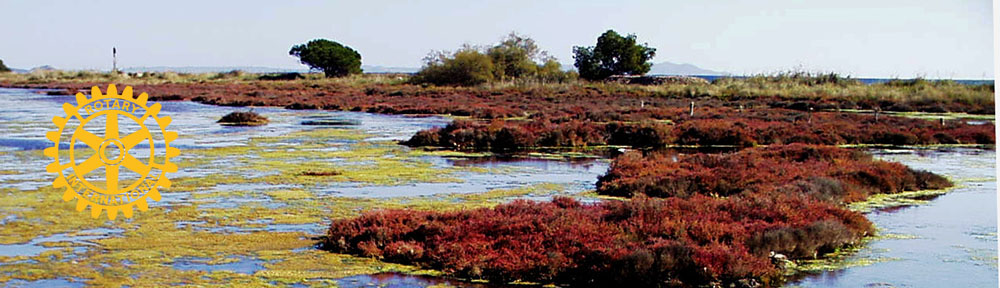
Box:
[289,39,362,77]
[0,59,10,73]
[573,30,657,80]
[487,32,549,81]
[536,59,575,83]
[413,46,494,86]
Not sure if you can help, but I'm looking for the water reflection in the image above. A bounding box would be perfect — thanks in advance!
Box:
[319,157,608,198]
[789,148,997,287]
[335,273,507,288]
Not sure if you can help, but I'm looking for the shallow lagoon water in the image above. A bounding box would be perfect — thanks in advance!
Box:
[790,148,997,287]
[318,158,608,198]
[334,273,501,288]
[0,228,123,257]
[0,87,609,286]
[0,88,603,194]
[0,87,995,286]
[172,256,265,274]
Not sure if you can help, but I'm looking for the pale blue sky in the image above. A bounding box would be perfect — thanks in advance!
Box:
[0,0,993,78]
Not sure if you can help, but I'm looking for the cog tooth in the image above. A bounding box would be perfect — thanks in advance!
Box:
[157,177,172,188]
[63,103,81,119]
[90,86,103,100]
[164,131,178,143]
[53,177,68,188]
[147,103,161,117]
[52,116,67,127]
[122,86,133,99]
[106,207,119,220]
[147,189,161,201]
[136,198,149,211]
[75,92,88,106]
[46,131,61,143]
[122,205,134,218]
[90,206,103,218]
[156,116,172,129]
[106,84,118,97]
[166,147,180,158]
[44,147,58,158]
[62,188,75,201]
[161,163,178,173]
[136,92,148,107]
[75,199,88,211]
[46,162,67,173]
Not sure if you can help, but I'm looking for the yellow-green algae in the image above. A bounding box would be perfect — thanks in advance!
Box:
[847,186,956,213]
[786,231,905,275]
[0,126,576,287]
[3,122,973,286]
[782,187,952,275]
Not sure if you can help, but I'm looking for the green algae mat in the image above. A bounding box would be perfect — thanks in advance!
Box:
[0,126,581,287]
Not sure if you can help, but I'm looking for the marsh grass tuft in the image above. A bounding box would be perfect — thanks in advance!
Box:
[218,111,269,126]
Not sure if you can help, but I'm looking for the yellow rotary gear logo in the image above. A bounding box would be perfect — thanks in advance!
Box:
[45,84,179,220]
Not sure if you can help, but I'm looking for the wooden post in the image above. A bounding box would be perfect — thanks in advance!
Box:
[808,107,813,124]
[874,107,880,123]
[940,117,945,126]
[689,101,695,117]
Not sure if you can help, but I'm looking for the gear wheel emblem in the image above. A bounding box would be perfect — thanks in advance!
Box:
[45,84,179,220]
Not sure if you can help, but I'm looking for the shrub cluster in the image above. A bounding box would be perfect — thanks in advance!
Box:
[411,33,577,86]
[0,59,10,73]
[325,195,871,286]
[675,113,994,147]
[596,144,952,201]
[404,111,994,151]
[412,48,496,86]
[402,119,617,152]
[216,111,269,126]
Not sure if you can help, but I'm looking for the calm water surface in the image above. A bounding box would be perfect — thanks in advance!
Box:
[0,88,994,287]
[789,148,997,287]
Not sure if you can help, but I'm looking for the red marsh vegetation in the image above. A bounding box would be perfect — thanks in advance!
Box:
[6,78,993,153]
[403,110,994,152]
[324,194,871,286]
[5,76,994,117]
[324,144,949,286]
[596,144,951,200]
[2,76,986,287]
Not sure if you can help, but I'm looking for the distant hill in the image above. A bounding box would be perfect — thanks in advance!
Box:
[2,65,48,73]
[648,62,727,76]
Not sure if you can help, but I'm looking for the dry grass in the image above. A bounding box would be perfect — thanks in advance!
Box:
[0,70,992,113]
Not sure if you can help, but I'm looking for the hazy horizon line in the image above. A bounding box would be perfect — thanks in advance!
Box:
[10,64,995,81]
